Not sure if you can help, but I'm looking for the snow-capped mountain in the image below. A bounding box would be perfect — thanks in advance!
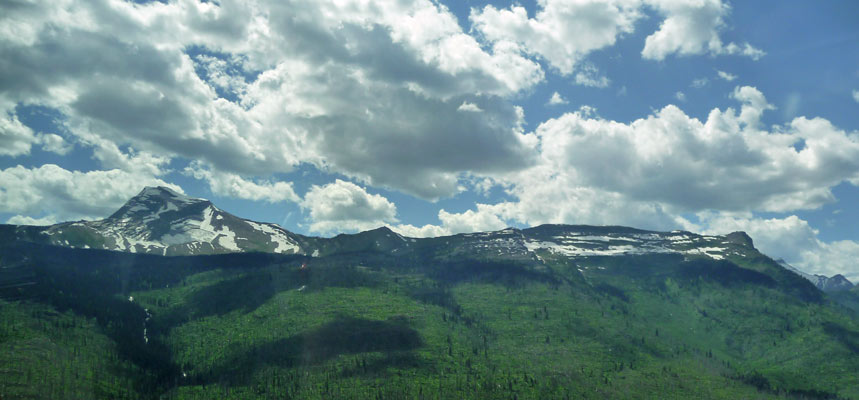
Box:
[37,187,305,256]
[4,187,852,292]
[776,259,854,292]
[14,187,764,262]
[410,224,759,263]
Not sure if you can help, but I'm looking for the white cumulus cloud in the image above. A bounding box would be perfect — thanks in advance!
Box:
[0,0,543,202]
[184,162,299,203]
[471,0,641,75]
[301,179,398,234]
[36,133,72,155]
[457,102,483,112]
[0,108,36,157]
[522,86,858,213]
[404,86,859,241]
[547,92,569,106]
[5,215,57,226]
[642,0,764,61]
[717,70,737,81]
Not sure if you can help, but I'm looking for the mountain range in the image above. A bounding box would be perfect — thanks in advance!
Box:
[8,186,854,291]
[2,186,859,399]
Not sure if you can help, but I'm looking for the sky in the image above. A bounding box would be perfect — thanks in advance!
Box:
[1,0,859,280]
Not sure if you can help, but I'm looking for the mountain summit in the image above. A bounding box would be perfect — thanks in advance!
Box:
[36,187,304,256]
[107,186,205,221]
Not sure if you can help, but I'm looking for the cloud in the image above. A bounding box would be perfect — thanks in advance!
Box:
[0,0,543,202]
[470,0,761,84]
[391,222,449,238]
[301,179,398,234]
[36,133,72,155]
[523,86,859,212]
[716,70,737,81]
[853,89,859,103]
[402,86,859,240]
[642,0,764,61]
[674,91,686,102]
[391,204,508,238]
[184,162,299,203]
[0,164,182,221]
[457,101,483,112]
[547,92,569,106]
[192,54,248,100]
[691,78,709,88]
[0,0,769,212]
[439,205,508,233]
[0,107,36,157]
[470,0,642,75]
[574,64,611,88]
[393,184,685,238]
[5,215,57,226]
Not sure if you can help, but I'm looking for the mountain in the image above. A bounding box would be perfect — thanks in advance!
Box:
[3,187,777,266]
[777,259,855,292]
[3,189,859,399]
[12,186,306,256]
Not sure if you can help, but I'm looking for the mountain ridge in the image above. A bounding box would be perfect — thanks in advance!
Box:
[2,186,852,288]
[777,258,855,292]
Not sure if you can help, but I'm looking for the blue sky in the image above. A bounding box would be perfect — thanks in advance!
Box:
[1,0,858,279]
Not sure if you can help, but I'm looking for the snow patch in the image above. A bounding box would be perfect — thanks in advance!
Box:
[525,232,729,261]
[216,226,241,252]
[246,221,301,254]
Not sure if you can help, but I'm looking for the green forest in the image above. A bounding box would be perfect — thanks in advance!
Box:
[2,238,859,399]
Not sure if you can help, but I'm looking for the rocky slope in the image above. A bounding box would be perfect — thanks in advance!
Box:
[28,187,305,256]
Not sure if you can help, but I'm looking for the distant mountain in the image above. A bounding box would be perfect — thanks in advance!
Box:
[776,259,854,292]
[18,187,306,256]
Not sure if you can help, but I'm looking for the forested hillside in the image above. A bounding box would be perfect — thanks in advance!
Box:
[2,228,859,399]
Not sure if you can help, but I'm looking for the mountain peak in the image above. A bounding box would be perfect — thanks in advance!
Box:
[136,186,200,203]
[725,231,754,248]
[108,187,206,220]
[37,186,305,256]
[823,274,854,292]
[368,226,395,235]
